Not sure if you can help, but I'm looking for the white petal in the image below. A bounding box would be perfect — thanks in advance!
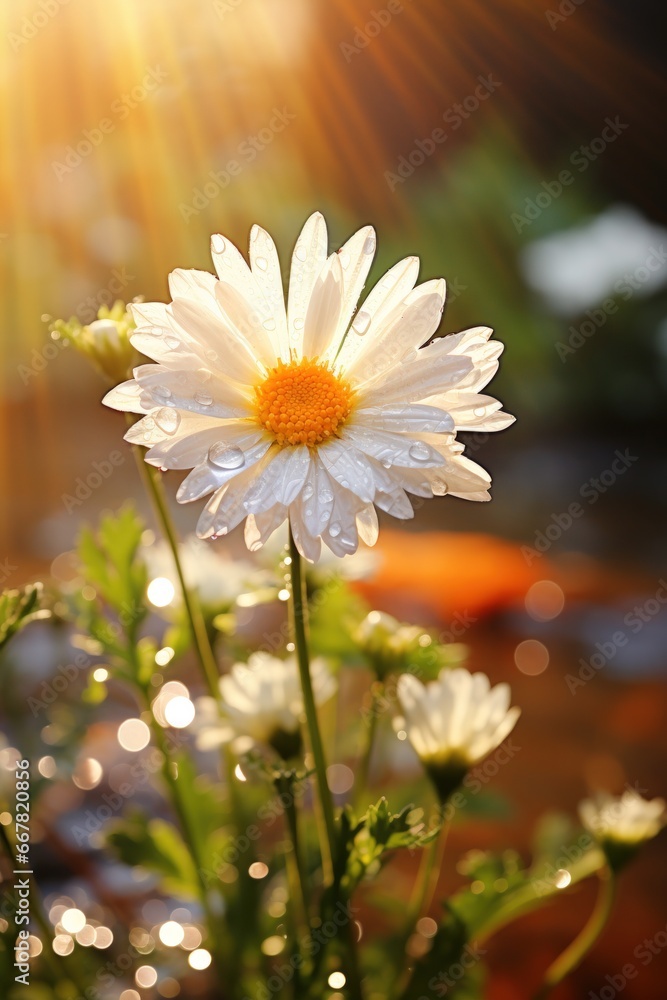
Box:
[287,212,328,354]
[347,279,446,385]
[332,255,420,371]
[103,379,152,414]
[133,364,250,418]
[327,224,376,354]
[168,268,219,307]
[289,507,322,562]
[243,446,311,511]
[302,253,344,358]
[170,298,261,384]
[354,404,454,434]
[175,436,271,501]
[249,224,290,361]
[244,505,288,552]
[214,280,279,368]
[342,426,446,469]
[317,439,376,503]
[363,354,473,406]
[356,505,379,547]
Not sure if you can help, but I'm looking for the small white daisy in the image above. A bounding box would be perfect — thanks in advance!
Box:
[579,789,666,846]
[397,667,520,799]
[196,652,336,759]
[103,213,513,560]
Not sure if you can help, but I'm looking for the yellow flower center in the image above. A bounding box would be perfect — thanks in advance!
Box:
[254,358,353,448]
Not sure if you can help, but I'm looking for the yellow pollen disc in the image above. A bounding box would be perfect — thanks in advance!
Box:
[254,358,353,448]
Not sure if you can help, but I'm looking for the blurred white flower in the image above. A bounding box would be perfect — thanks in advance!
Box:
[143,535,269,608]
[579,789,666,846]
[397,667,520,800]
[192,652,336,759]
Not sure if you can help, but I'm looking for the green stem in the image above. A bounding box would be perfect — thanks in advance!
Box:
[276,773,310,996]
[395,805,449,1000]
[533,869,616,1000]
[128,428,220,701]
[143,694,227,977]
[287,524,336,885]
[355,685,380,810]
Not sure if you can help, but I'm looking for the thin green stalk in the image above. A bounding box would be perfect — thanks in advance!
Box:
[395,805,449,1000]
[127,425,220,701]
[533,869,616,1000]
[143,695,227,977]
[287,525,336,884]
[355,685,381,810]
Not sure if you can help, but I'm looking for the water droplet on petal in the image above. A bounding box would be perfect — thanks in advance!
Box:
[381,458,392,469]
[255,256,268,271]
[320,510,331,523]
[210,533,219,541]
[206,349,219,363]
[211,235,225,254]
[319,489,334,504]
[473,406,486,417]
[302,483,314,501]
[155,408,181,434]
[152,385,172,402]
[208,443,245,470]
[293,318,304,331]
[194,391,213,407]
[363,235,376,254]
[408,442,431,462]
[329,521,342,537]
[164,336,180,350]
[352,310,371,335]
[263,318,276,332]
[295,244,307,262]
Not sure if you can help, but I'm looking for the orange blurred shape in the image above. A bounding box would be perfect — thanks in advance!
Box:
[356,530,545,623]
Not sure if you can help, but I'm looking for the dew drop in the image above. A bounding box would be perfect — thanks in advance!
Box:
[473,406,487,417]
[295,244,307,262]
[152,385,172,402]
[211,235,226,254]
[319,510,331,523]
[381,459,392,469]
[352,310,371,335]
[305,508,313,517]
[155,408,181,434]
[194,391,213,407]
[143,417,156,432]
[318,489,334,504]
[408,442,431,462]
[255,256,268,271]
[329,521,342,538]
[164,336,180,350]
[363,235,376,255]
[208,443,245,470]
[302,483,314,501]
[263,318,276,332]
[210,534,219,541]
[206,349,219,363]
[293,318,304,331]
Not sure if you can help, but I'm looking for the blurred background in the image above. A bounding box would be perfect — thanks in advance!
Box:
[1,0,666,997]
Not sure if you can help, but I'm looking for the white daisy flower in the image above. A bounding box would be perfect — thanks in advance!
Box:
[142,534,270,609]
[103,213,513,560]
[397,667,520,800]
[579,790,666,847]
[198,651,336,759]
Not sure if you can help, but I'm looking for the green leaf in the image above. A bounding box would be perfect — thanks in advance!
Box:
[337,797,429,894]
[106,810,199,900]
[0,583,48,651]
